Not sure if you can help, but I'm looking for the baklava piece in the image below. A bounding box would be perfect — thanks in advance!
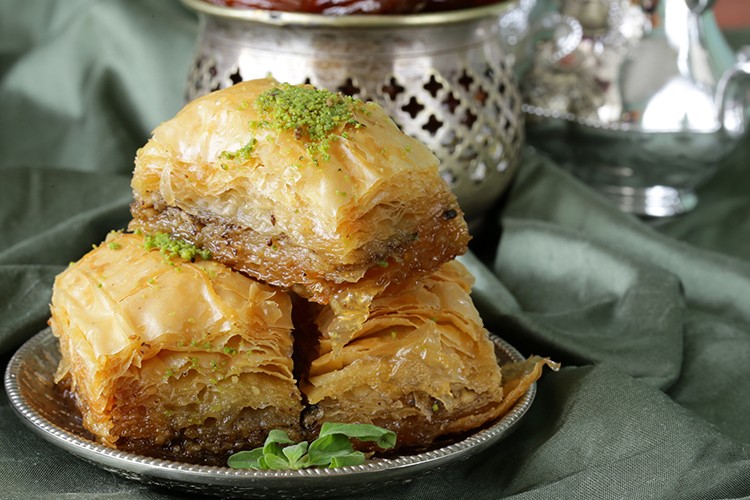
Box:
[129,79,470,316]
[49,231,302,465]
[299,260,507,450]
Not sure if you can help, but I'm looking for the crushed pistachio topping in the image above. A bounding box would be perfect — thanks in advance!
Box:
[143,232,211,263]
[252,83,364,162]
[220,138,257,162]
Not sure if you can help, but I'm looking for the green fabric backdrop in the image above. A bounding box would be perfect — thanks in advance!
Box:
[2,1,749,498]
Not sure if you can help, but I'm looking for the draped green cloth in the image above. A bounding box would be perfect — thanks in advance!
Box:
[2,1,750,498]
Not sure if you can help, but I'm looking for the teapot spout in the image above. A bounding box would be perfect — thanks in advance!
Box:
[685,0,716,15]
[717,47,750,139]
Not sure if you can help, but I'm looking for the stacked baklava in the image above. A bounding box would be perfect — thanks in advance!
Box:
[49,79,543,465]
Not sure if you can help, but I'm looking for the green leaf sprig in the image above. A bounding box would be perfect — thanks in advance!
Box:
[227,423,397,470]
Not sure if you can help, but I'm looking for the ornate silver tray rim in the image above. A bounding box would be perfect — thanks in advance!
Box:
[4,328,534,497]
[181,0,513,28]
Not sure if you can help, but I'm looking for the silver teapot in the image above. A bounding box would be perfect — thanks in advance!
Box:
[501,0,750,216]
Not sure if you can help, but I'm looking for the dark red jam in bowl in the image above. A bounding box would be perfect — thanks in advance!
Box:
[203,0,504,15]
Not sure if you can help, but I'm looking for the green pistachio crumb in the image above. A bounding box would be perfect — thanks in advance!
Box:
[223,346,237,355]
[252,83,364,162]
[220,138,257,162]
[143,232,211,263]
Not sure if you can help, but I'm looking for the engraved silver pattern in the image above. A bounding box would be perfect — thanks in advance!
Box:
[182,0,525,222]
[501,0,750,216]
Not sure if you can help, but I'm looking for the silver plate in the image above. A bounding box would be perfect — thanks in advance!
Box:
[4,328,535,498]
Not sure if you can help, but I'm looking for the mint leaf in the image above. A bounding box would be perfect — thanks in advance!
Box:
[262,429,295,458]
[263,453,292,470]
[307,433,356,466]
[227,423,397,470]
[319,422,397,449]
[282,441,310,469]
[329,452,366,468]
[226,448,264,469]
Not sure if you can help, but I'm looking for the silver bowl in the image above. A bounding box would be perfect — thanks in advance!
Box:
[181,0,525,223]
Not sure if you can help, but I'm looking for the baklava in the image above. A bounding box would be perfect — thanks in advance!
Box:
[129,79,470,317]
[299,260,508,450]
[49,231,302,464]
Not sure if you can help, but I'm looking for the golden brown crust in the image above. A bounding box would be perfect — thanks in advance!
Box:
[298,260,507,451]
[49,232,303,464]
[129,198,470,306]
[129,78,470,307]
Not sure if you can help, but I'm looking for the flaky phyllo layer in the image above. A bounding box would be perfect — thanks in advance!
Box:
[49,232,302,463]
[129,79,470,310]
[300,260,506,449]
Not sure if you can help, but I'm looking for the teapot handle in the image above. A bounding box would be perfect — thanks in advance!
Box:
[717,46,750,139]
[527,13,583,65]
[499,6,582,72]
